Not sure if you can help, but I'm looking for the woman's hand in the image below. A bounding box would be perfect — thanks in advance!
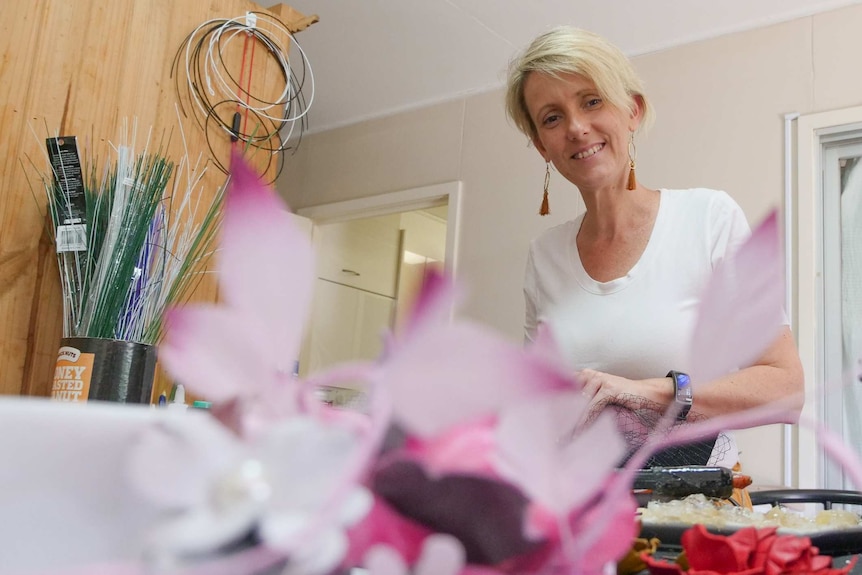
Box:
[578,369,631,407]
[577,369,675,415]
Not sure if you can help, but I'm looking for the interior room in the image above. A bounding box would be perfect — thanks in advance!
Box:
[2,0,862,572]
[272,0,862,493]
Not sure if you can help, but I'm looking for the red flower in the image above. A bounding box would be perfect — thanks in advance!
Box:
[643,524,858,575]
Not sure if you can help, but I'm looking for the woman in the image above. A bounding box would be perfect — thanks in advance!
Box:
[505,26,804,470]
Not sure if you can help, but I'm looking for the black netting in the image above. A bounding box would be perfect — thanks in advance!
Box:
[580,397,734,468]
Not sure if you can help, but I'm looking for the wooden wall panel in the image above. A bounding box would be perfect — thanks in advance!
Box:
[0,0,74,396]
[0,0,316,396]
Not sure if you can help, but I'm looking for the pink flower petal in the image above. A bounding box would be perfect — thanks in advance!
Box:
[396,270,460,338]
[220,151,314,370]
[689,210,785,385]
[811,413,862,492]
[563,476,639,574]
[381,323,568,437]
[380,271,573,437]
[159,306,279,402]
[403,417,499,477]
[496,393,626,514]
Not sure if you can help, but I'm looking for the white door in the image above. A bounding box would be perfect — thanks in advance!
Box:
[820,137,862,490]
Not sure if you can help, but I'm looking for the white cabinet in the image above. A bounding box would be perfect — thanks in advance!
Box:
[305,278,395,374]
[297,208,446,385]
[302,213,400,378]
[313,214,402,298]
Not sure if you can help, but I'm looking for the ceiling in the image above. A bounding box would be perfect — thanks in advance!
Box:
[262,0,862,134]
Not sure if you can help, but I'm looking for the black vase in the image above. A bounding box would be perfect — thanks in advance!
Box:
[52,337,157,404]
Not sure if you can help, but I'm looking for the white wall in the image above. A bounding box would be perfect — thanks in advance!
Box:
[277,4,862,487]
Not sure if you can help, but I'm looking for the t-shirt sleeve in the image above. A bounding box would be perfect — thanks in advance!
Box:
[524,247,539,345]
[708,192,790,325]
[709,191,752,268]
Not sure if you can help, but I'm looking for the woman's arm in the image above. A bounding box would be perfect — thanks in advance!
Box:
[579,326,804,423]
[683,326,804,422]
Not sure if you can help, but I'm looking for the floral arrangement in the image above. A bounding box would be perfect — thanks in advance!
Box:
[34,122,223,344]
[145,152,862,573]
[6,151,861,574]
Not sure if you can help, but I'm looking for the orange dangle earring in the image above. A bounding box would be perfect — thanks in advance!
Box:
[627,132,637,190]
[540,162,550,216]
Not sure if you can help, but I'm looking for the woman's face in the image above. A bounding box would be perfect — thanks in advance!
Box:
[523,72,641,193]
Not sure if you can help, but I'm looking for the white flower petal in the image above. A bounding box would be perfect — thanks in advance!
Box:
[144,503,259,557]
[127,413,243,509]
[258,511,306,550]
[339,487,373,527]
[415,534,466,575]
[260,512,351,575]
[211,458,274,513]
[260,417,360,511]
[363,544,407,575]
[278,528,348,575]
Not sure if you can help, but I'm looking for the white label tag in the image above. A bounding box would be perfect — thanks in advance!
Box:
[55,224,87,253]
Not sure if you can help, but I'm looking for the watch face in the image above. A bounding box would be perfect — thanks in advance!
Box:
[675,372,692,403]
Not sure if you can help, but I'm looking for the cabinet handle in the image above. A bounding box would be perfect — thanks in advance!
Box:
[341,268,360,276]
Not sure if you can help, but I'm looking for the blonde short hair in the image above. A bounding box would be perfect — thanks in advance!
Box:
[505,26,654,140]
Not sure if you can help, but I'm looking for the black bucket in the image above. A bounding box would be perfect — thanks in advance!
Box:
[52,337,157,404]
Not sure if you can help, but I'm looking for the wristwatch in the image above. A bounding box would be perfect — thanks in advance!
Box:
[667,370,692,421]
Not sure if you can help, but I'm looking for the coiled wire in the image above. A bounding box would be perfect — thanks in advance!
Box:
[170,11,314,182]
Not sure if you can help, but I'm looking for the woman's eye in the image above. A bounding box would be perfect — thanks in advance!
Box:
[542,114,561,126]
[585,98,602,108]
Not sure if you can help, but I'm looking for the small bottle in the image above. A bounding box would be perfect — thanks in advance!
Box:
[168,384,188,412]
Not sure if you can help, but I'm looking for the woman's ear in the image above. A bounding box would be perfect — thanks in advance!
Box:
[531,136,549,161]
[629,94,645,131]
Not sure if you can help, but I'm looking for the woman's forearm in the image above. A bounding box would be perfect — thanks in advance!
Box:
[582,327,804,423]
[673,327,804,422]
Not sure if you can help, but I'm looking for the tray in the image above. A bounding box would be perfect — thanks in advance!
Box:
[640,489,862,556]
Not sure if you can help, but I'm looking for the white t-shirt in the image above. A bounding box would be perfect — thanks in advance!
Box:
[524,188,751,467]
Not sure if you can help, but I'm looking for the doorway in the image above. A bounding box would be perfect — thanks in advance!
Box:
[796,108,862,489]
[820,137,862,490]
[295,182,461,407]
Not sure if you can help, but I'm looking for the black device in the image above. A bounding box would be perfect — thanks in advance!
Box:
[667,370,692,421]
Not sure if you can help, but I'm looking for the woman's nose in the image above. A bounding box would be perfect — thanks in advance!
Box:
[566,113,589,139]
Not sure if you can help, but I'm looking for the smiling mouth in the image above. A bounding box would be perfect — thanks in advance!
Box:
[572,143,604,160]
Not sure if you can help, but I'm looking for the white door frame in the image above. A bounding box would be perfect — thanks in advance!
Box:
[296,181,462,279]
[796,105,862,488]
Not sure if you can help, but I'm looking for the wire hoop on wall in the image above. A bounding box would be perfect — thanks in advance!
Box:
[171,11,315,182]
